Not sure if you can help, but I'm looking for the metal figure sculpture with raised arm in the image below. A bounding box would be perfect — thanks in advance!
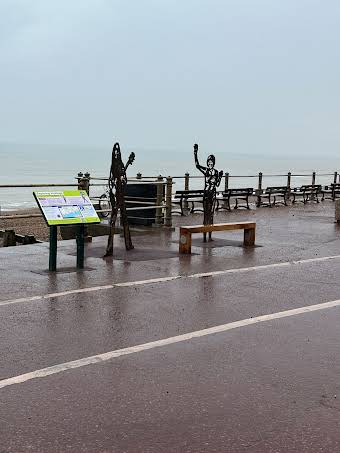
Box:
[104,142,135,257]
[194,143,223,241]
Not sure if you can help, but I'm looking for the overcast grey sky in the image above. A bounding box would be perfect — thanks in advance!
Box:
[1,0,339,155]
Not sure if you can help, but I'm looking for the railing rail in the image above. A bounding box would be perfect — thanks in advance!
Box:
[1,170,339,225]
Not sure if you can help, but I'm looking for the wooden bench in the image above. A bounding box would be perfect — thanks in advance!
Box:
[216,188,253,211]
[292,185,321,204]
[179,221,256,254]
[172,190,205,216]
[256,186,288,207]
[321,183,340,201]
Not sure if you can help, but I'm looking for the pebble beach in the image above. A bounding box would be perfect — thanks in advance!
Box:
[0,208,51,242]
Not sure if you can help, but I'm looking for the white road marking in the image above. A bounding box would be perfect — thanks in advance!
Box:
[1,297,340,390]
[1,254,340,308]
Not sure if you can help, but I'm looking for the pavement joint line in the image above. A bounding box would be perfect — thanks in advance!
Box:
[1,297,340,390]
[1,254,340,308]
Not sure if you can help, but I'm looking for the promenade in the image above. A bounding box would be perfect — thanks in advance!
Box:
[1,201,340,452]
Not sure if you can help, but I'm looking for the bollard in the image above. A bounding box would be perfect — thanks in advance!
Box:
[334,172,338,185]
[184,172,190,211]
[3,229,16,247]
[155,175,164,226]
[165,176,173,227]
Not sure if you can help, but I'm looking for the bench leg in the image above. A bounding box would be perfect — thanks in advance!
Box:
[179,229,192,254]
[180,198,184,216]
[244,227,255,246]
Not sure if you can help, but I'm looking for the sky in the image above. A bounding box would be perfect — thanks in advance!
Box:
[1,0,340,156]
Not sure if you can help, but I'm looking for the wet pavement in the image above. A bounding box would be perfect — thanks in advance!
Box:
[1,201,340,451]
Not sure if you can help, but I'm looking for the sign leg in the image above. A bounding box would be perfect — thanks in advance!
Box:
[76,224,85,269]
[49,226,58,272]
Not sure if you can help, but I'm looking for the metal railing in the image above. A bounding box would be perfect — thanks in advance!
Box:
[1,170,339,225]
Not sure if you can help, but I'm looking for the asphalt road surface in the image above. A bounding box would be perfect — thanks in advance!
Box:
[1,204,340,452]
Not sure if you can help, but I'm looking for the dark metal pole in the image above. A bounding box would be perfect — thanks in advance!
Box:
[76,224,85,269]
[49,226,58,272]
[287,171,291,199]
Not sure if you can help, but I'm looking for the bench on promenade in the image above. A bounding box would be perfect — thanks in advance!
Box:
[172,190,205,215]
[292,184,321,204]
[257,186,288,208]
[179,221,256,254]
[321,183,340,201]
[216,188,253,211]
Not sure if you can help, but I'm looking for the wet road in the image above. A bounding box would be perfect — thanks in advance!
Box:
[1,202,340,451]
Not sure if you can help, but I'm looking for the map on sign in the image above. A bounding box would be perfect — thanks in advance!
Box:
[34,190,101,226]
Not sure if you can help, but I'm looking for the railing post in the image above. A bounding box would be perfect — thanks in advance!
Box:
[84,172,91,195]
[311,171,316,200]
[185,172,190,191]
[287,171,291,199]
[165,176,173,227]
[155,175,164,226]
[184,172,190,211]
[77,172,84,190]
[256,172,263,207]
[78,172,91,241]
[223,172,229,208]
[334,172,338,184]
[78,172,90,195]
[224,172,229,191]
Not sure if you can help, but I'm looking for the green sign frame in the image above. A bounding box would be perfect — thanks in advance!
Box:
[34,190,100,226]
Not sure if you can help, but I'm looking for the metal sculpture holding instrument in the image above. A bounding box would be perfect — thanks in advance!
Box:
[194,143,223,241]
[104,142,135,257]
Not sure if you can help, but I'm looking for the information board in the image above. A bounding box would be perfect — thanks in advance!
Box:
[34,190,101,226]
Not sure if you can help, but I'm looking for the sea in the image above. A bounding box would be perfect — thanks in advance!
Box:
[0,142,339,211]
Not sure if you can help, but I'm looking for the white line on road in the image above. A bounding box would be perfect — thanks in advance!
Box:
[1,254,340,308]
[1,297,340,390]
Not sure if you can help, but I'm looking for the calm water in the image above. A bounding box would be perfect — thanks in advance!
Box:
[0,142,339,211]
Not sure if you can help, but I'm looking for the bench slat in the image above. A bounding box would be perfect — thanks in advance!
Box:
[181,222,256,234]
[179,222,256,253]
